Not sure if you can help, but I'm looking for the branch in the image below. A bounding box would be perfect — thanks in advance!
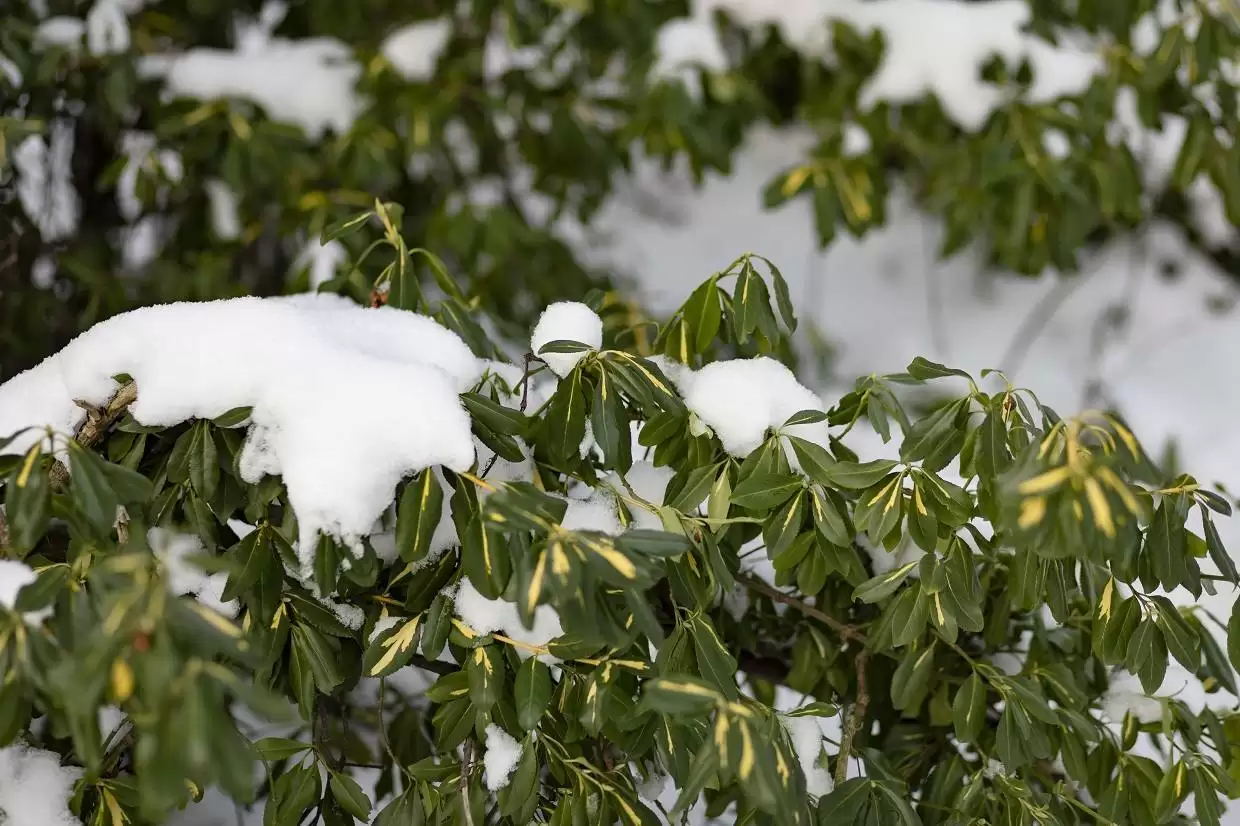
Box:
[460,738,477,826]
[49,381,138,488]
[738,574,868,644]
[834,649,870,788]
[0,505,9,552]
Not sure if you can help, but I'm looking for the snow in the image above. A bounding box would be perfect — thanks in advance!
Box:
[652,16,729,97]
[140,37,361,139]
[482,724,522,792]
[86,0,131,56]
[0,560,51,623]
[530,302,603,377]
[842,123,871,157]
[205,180,241,241]
[14,123,81,242]
[561,493,624,536]
[676,0,1104,129]
[782,714,832,797]
[453,580,563,660]
[297,238,347,289]
[0,744,82,826]
[0,295,481,581]
[673,356,828,458]
[368,615,401,645]
[150,527,238,615]
[33,17,86,50]
[606,461,674,530]
[381,19,451,81]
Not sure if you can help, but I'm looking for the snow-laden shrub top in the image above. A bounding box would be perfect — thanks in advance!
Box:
[0,220,1238,825]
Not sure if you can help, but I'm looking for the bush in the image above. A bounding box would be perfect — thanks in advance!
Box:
[0,214,1238,825]
[3,0,1239,378]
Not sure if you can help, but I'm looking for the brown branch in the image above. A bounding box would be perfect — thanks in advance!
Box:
[50,381,137,488]
[834,649,870,788]
[738,574,868,644]
[0,505,9,552]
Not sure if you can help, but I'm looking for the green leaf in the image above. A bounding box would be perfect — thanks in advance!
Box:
[467,645,503,712]
[546,368,586,466]
[889,586,931,647]
[890,643,935,711]
[617,530,690,558]
[781,701,839,718]
[853,562,918,604]
[682,277,723,353]
[538,339,595,355]
[1202,511,1237,583]
[730,473,802,510]
[329,772,372,822]
[65,442,121,534]
[640,677,722,715]
[900,399,968,471]
[1150,597,1199,670]
[5,445,50,550]
[253,737,311,761]
[1147,499,1188,591]
[396,470,443,562]
[688,616,739,700]
[975,408,1011,478]
[953,673,986,743]
[591,371,630,472]
[188,422,220,500]
[904,357,971,381]
[829,459,900,490]
[783,409,828,427]
[785,435,836,486]
[212,406,253,428]
[462,393,526,437]
[515,658,551,731]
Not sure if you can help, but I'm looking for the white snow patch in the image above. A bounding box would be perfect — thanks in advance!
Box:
[86,0,131,56]
[691,0,1104,129]
[368,615,401,645]
[842,123,871,156]
[530,302,603,377]
[0,296,481,581]
[381,19,451,81]
[34,17,86,50]
[653,15,728,97]
[561,493,624,536]
[674,356,828,458]
[482,724,523,792]
[14,123,81,242]
[453,579,563,660]
[149,528,238,616]
[0,560,51,623]
[0,744,82,826]
[205,179,241,241]
[140,37,362,138]
[298,238,348,289]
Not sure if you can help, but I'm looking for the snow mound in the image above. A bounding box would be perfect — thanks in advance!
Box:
[0,295,481,580]
[0,744,82,826]
[530,302,603,377]
[381,19,452,81]
[482,724,523,791]
[673,356,828,457]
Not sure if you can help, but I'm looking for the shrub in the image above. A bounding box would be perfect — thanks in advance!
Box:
[0,214,1237,824]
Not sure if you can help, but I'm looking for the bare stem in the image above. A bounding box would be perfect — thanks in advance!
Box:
[738,574,867,644]
[833,649,870,788]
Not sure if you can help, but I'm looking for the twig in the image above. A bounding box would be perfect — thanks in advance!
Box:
[738,574,867,644]
[49,381,138,488]
[833,649,870,788]
[460,739,477,826]
[0,505,9,551]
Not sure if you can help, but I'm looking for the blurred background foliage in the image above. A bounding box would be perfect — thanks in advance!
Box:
[1,0,1238,377]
